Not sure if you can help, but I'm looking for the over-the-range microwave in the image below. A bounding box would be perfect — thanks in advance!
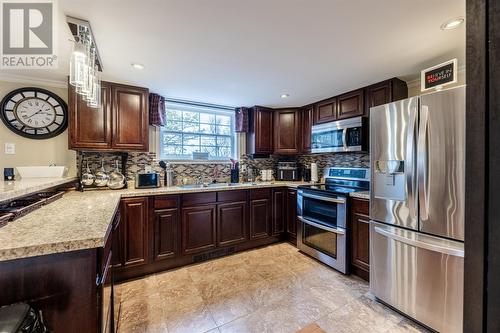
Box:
[311,116,368,153]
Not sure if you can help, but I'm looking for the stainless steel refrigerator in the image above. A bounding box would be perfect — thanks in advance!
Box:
[369,86,465,333]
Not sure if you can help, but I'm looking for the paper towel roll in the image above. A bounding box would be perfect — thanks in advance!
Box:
[311,163,318,183]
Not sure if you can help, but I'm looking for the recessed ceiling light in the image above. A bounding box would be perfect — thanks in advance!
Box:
[440,17,464,30]
[131,63,145,70]
[280,94,289,98]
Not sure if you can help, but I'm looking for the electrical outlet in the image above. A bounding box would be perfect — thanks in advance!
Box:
[4,143,15,155]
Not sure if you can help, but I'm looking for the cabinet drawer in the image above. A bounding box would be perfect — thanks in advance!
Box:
[182,192,217,206]
[154,195,179,209]
[250,188,271,200]
[351,198,369,215]
[217,190,247,203]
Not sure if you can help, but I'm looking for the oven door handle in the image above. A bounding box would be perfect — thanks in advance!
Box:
[298,216,346,235]
[301,192,346,204]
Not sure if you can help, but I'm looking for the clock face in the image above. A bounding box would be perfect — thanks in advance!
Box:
[0,88,68,139]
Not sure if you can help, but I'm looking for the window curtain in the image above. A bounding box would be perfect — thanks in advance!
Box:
[149,93,166,127]
[235,107,249,132]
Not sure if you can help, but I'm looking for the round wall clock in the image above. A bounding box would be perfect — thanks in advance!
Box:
[0,87,68,140]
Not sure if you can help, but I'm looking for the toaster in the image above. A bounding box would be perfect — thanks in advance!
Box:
[135,172,161,189]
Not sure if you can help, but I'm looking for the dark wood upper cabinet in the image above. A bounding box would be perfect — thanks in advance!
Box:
[249,198,271,240]
[181,205,217,254]
[121,197,149,268]
[112,84,149,151]
[247,106,273,155]
[68,81,149,151]
[313,97,337,124]
[152,207,179,262]
[272,188,285,235]
[301,106,313,153]
[350,197,370,281]
[68,82,112,150]
[273,108,301,154]
[217,201,248,246]
[337,89,365,120]
[365,78,408,115]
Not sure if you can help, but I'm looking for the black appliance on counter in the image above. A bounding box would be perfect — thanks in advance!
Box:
[135,172,161,189]
[297,167,369,273]
[276,162,300,181]
[302,165,311,182]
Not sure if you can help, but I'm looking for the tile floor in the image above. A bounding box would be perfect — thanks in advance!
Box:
[115,242,430,333]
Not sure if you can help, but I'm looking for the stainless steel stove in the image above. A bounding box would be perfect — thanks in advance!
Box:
[297,167,369,273]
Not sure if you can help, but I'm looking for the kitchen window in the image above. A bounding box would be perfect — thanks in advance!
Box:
[159,100,236,161]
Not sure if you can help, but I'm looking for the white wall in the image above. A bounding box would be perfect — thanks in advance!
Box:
[0,80,76,177]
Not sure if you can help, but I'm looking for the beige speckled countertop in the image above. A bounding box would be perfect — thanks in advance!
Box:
[0,181,310,262]
[0,181,371,262]
[0,177,78,204]
[349,191,370,200]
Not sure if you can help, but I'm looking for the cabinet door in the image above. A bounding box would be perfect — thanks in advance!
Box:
[112,85,149,151]
[121,197,149,267]
[153,208,179,261]
[337,89,365,119]
[367,81,392,110]
[286,190,298,237]
[182,205,217,254]
[314,98,337,124]
[301,106,313,152]
[255,107,273,154]
[272,189,285,235]
[249,198,271,240]
[273,109,300,154]
[217,201,247,246]
[68,81,112,149]
[247,107,273,154]
[351,213,370,272]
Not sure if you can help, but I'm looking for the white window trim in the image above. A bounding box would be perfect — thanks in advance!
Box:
[155,100,240,163]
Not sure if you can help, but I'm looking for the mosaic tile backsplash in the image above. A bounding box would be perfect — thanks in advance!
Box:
[77,151,370,185]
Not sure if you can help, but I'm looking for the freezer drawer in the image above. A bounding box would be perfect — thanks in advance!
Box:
[370,221,464,333]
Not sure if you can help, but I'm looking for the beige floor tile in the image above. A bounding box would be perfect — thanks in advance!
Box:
[116,243,429,333]
[316,295,404,333]
[165,304,217,333]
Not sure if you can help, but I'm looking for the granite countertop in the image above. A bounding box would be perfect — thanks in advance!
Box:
[349,191,370,200]
[0,181,309,262]
[0,177,78,204]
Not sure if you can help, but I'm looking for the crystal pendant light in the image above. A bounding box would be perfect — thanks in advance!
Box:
[88,70,101,108]
[69,39,87,87]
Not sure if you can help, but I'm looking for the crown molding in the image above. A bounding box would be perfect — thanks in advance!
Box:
[0,73,67,89]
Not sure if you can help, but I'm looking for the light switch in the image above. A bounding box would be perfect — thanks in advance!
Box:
[4,143,15,154]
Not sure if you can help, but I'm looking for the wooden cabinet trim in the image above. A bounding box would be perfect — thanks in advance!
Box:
[337,89,365,120]
[273,108,301,154]
[121,197,149,268]
[217,201,248,246]
[181,205,217,254]
[153,208,179,261]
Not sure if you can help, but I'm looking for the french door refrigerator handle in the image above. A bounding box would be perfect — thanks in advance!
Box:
[374,226,464,257]
[406,105,417,219]
[342,128,348,151]
[298,216,346,235]
[418,105,430,220]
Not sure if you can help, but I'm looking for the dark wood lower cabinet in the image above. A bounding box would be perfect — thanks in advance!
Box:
[182,205,217,254]
[217,201,248,246]
[272,188,286,235]
[350,197,370,281]
[249,198,272,240]
[152,208,179,261]
[286,189,298,244]
[121,197,149,268]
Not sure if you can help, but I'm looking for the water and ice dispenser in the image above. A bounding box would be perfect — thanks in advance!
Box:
[373,160,406,201]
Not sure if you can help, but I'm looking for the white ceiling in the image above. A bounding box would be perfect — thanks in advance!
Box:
[1,0,465,107]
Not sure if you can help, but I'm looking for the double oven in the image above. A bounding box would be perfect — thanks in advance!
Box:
[297,167,370,273]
